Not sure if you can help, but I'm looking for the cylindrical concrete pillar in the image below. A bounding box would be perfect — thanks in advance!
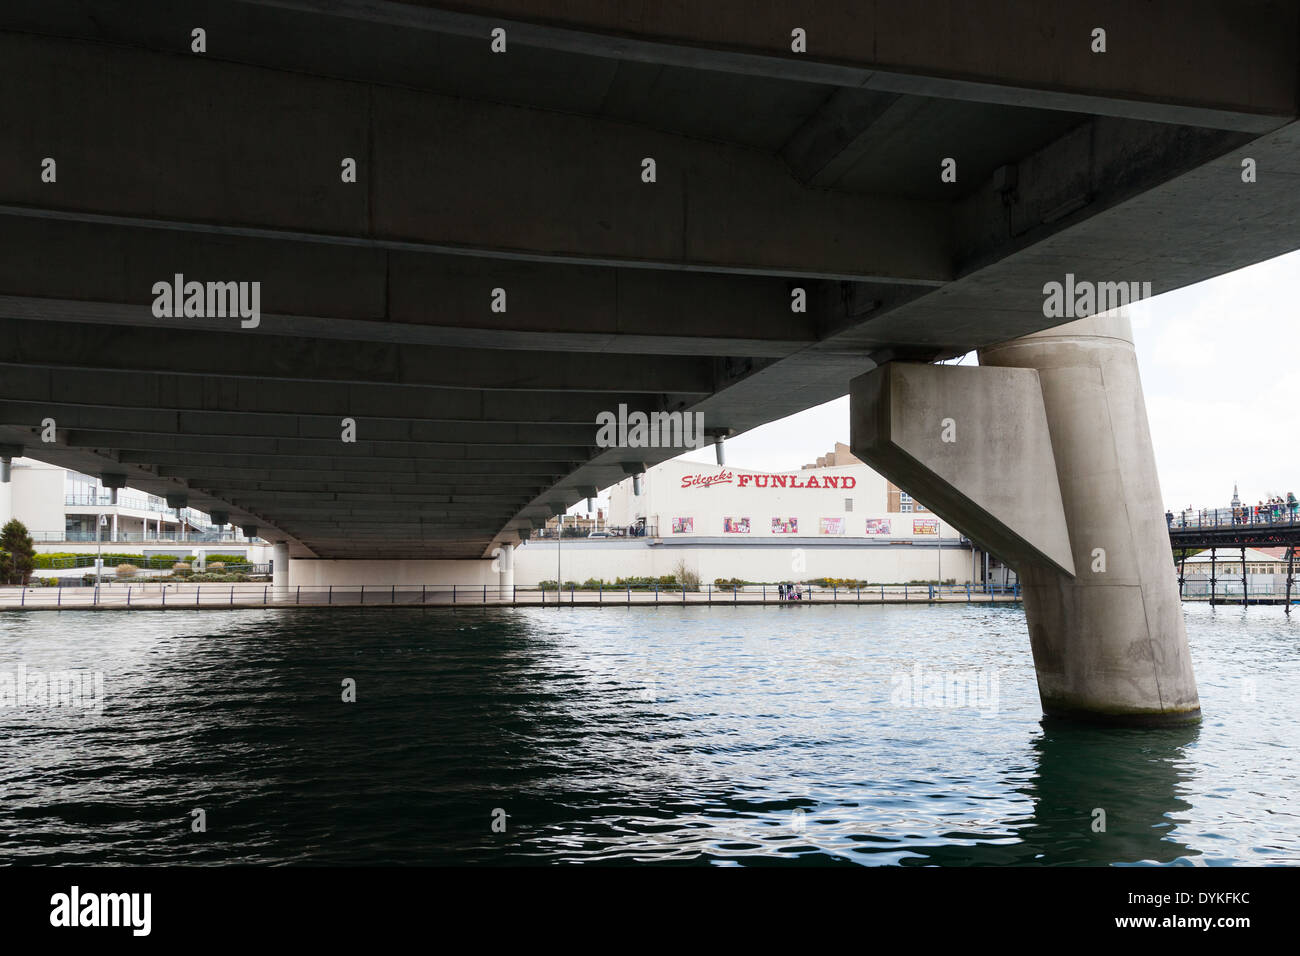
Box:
[0,457,12,528]
[980,311,1199,725]
[498,543,515,593]
[272,541,290,600]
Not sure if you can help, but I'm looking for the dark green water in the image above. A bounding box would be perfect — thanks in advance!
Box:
[0,603,1296,865]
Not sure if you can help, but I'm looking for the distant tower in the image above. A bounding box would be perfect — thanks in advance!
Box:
[1231,483,1241,509]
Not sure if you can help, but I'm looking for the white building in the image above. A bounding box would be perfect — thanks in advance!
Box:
[514,444,997,586]
[2,457,268,568]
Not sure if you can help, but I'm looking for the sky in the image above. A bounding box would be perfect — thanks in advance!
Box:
[635,248,1300,514]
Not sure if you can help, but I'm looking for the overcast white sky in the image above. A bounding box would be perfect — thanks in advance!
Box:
[663,248,1300,512]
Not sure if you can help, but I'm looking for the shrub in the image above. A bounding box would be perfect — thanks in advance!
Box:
[173,562,193,575]
[206,561,225,572]
[580,577,605,589]
[115,564,139,578]
[671,558,700,591]
[713,577,748,591]
[0,518,36,585]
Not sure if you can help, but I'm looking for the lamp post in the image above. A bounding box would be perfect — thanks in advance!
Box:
[936,516,942,588]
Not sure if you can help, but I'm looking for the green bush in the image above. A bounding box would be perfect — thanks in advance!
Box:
[0,519,36,584]
[34,551,192,570]
[713,577,749,591]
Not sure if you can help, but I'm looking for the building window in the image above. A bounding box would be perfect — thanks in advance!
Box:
[901,503,913,513]
[844,498,853,511]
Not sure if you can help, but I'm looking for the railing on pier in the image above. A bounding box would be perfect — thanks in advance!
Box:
[0,580,1020,609]
[530,523,658,540]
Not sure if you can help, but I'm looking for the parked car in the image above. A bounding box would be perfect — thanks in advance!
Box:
[587,531,610,538]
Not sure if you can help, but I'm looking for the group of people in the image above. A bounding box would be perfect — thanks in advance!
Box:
[1167,493,1298,528]
[1231,494,1298,524]
[778,582,805,601]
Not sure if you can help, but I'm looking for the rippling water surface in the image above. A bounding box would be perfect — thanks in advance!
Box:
[1,603,1297,865]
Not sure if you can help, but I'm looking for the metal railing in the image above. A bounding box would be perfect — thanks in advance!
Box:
[531,523,658,540]
[32,530,258,543]
[0,580,1020,609]
[32,556,263,572]
[64,493,169,511]
[1168,505,1300,529]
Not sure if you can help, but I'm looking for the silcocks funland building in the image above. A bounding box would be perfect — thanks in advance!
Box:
[510,444,1003,587]
[608,443,942,542]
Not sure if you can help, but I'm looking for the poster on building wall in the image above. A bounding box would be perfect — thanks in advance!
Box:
[672,517,693,534]
[723,517,751,534]
[913,517,939,535]
[771,517,798,534]
[865,518,892,536]
[820,517,845,535]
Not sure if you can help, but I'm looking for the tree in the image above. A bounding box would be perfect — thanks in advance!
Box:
[0,518,36,585]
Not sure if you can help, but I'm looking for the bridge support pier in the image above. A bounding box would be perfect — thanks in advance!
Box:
[0,456,13,529]
[852,311,1200,726]
[272,541,290,601]
[980,313,1199,725]
[497,543,515,595]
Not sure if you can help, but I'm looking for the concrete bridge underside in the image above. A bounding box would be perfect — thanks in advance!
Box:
[3,3,1300,724]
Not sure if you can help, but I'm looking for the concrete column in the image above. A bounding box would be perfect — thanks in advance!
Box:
[979,312,1199,725]
[111,513,118,542]
[0,457,12,528]
[498,543,515,593]
[272,541,290,599]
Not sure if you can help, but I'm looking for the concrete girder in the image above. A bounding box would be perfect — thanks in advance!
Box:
[0,402,603,443]
[0,32,952,284]
[6,0,1293,131]
[264,0,1297,131]
[0,319,716,395]
[0,365,680,424]
[89,444,577,470]
[115,449,590,470]
[0,209,847,352]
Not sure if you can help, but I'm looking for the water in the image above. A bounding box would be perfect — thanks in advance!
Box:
[0,603,1296,865]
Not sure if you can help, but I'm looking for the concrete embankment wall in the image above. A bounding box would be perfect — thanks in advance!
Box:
[511,539,977,585]
[281,541,980,588]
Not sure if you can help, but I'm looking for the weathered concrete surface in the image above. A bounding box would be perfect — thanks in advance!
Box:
[849,362,1074,575]
[979,313,1200,725]
[0,2,1298,561]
